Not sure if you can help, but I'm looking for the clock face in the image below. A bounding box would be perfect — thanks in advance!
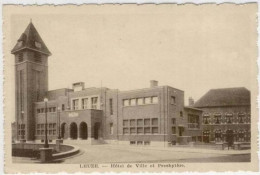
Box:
[35,41,42,48]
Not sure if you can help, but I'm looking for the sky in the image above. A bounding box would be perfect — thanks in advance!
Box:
[4,4,257,109]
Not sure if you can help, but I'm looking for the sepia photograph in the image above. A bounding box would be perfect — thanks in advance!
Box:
[3,3,259,173]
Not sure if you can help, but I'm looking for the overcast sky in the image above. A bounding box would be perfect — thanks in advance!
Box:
[5,4,257,107]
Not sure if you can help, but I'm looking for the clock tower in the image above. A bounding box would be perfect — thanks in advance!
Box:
[11,22,51,141]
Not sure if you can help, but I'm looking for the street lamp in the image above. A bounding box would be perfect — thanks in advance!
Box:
[21,111,25,141]
[44,97,49,148]
[57,107,61,139]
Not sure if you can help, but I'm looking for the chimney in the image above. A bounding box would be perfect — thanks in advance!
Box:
[188,97,194,106]
[150,80,158,88]
[72,82,85,92]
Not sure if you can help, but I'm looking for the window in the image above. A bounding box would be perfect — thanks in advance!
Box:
[123,120,128,126]
[137,127,143,134]
[109,98,113,115]
[82,98,88,109]
[171,96,176,104]
[91,97,98,109]
[72,99,79,110]
[123,99,129,106]
[152,118,158,125]
[144,97,151,104]
[130,99,136,106]
[137,141,143,145]
[180,111,183,117]
[62,104,65,111]
[137,98,144,105]
[214,115,221,124]
[172,127,176,134]
[18,53,23,62]
[53,107,56,112]
[144,141,150,145]
[172,118,176,125]
[238,114,245,123]
[37,109,41,114]
[151,96,158,104]
[144,119,150,126]
[110,123,113,135]
[203,115,210,124]
[130,119,135,126]
[130,141,136,145]
[226,114,233,124]
[34,52,42,63]
[123,128,129,134]
[144,127,150,134]
[130,128,136,134]
[137,119,143,126]
[152,127,158,134]
[35,41,42,48]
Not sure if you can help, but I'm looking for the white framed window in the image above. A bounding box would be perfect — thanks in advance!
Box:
[137,98,144,105]
[91,97,98,109]
[130,99,136,106]
[144,97,151,104]
[110,123,113,135]
[123,99,130,106]
[151,96,158,104]
[72,99,79,110]
[82,98,88,109]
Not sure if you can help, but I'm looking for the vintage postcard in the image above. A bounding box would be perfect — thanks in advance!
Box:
[3,3,259,173]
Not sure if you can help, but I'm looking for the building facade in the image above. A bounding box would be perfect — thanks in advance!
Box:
[12,22,204,146]
[193,88,251,143]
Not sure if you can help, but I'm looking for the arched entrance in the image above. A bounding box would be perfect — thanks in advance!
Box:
[94,122,100,140]
[79,122,88,140]
[61,123,67,139]
[70,122,78,139]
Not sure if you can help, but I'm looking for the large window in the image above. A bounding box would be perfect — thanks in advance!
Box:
[109,98,113,115]
[123,128,129,134]
[137,119,143,126]
[151,96,158,104]
[171,96,176,104]
[110,123,113,135]
[91,97,98,109]
[144,119,150,126]
[144,97,151,104]
[152,127,158,134]
[130,99,136,106]
[130,119,135,126]
[152,118,158,125]
[72,99,79,110]
[123,120,129,126]
[82,98,88,109]
[123,99,130,106]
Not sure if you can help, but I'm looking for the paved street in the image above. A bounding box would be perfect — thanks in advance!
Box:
[57,143,250,163]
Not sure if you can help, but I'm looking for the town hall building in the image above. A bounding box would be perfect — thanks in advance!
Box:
[11,22,250,147]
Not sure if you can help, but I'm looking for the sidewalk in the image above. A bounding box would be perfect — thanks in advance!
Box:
[99,144,250,155]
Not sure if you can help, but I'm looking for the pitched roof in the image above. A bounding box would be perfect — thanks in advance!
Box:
[193,87,250,108]
[11,22,51,55]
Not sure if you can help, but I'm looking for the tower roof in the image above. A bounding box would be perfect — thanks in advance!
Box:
[193,87,250,108]
[11,22,51,55]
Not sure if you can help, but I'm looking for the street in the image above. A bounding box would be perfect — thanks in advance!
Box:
[57,143,250,164]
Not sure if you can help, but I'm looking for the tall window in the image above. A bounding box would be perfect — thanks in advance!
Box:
[180,111,183,117]
[226,114,233,124]
[110,123,113,135]
[18,52,23,62]
[214,115,221,124]
[172,118,176,124]
[171,96,176,104]
[238,114,245,123]
[82,98,88,109]
[172,127,176,134]
[72,99,79,110]
[34,52,42,63]
[62,104,65,111]
[34,70,40,101]
[91,97,98,109]
[203,115,210,124]
[109,98,113,115]
[19,70,24,112]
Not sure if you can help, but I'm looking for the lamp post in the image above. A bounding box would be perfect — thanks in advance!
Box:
[44,98,49,148]
[57,107,61,139]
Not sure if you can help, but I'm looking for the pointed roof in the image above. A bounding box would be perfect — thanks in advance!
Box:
[11,22,51,55]
[193,87,250,108]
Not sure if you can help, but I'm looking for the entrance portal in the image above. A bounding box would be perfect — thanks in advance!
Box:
[94,122,100,140]
[70,122,78,139]
[79,122,88,140]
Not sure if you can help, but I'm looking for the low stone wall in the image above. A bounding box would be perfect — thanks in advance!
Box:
[12,143,74,158]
